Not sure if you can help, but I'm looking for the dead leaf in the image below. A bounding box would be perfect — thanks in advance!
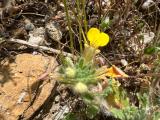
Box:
[106,65,128,78]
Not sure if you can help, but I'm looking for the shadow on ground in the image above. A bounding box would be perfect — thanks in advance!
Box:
[0,59,16,87]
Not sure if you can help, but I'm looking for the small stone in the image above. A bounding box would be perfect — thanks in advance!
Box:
[24,19,35,31]
[121,59,128,66]
[142,0,154,9]
[45,21,62,42]
[54,95,60,102]
[28,35,44,45]
[59,2,64,8]
[28,27,45,45]
[141,32,155,44]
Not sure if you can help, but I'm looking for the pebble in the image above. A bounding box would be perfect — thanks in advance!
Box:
[141,32,155,44]
[121,59,128,66]
[24,19,35,31]
[54,95,60,103]
[45,21,62,42]
[28,27,45,45]
[142,0,154,9]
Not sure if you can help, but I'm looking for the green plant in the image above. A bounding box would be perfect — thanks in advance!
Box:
[58,27,112,119]
[110,91,160,120]
[63,0,73,52]
[58,27,160,120]
[63,0,88,54]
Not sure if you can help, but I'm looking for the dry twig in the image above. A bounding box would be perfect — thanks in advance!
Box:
[8,38,75,58]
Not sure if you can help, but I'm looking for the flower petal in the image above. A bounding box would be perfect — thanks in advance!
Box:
[87,28,110,48]
[87,28,100,47]
[97,32,109,47]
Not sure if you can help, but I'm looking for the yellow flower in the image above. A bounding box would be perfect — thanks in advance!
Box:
[87,28,109,48]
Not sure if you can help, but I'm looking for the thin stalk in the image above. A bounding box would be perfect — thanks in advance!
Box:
[63,0,74,53]
[82,0,88,35]
[98,0,102,28]
[76,0,83,53]
[71,8,88,44]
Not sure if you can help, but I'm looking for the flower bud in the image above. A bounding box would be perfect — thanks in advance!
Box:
[74,82,88,93]
[83,44,96,63]
[65,67,76,78]
[65,57,74,67]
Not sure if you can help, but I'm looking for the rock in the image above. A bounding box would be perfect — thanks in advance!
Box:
[121,59,128,66]
[141,32,155,44]
[45,21,62,42]
[24,19,35,31]
[28,27,45,45]
[52,105,70,120]
[142,0,154,9]
[0,53,58,120]
[54,95,60,103]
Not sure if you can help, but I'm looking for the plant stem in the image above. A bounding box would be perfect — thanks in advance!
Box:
[82,0,88,34]
[76,0,83,53]
[63,0,74,53]
[98,0,102,28]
